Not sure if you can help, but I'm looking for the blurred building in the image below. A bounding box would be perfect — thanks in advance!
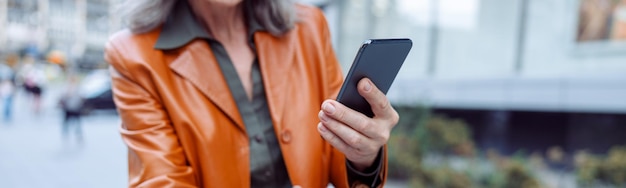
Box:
[333,0,626,154]
[0,0,332,69]
[334,0,626,114]
[0,0,121,68]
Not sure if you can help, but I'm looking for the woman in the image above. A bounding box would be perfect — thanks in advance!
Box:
[59,75,84,143]
[107,0,398,187]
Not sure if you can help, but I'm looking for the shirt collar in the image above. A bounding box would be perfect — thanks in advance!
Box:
[154,0,264,50]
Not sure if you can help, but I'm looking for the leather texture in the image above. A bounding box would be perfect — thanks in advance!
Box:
[105,4,387,188]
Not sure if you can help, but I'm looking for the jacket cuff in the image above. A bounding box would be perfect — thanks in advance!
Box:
[346,148,383,187]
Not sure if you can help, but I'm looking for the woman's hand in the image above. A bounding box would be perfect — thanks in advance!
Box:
[317,78,399,171]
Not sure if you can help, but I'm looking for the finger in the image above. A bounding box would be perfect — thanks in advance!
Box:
[321,101,379,138]
[318,111,377,152]
[317,122,356,154]
[357,78,398,121]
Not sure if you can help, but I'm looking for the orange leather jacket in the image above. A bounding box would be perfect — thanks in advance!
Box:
[105,5,387,188]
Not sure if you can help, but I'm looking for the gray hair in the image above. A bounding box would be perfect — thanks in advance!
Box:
[119,0,296,36]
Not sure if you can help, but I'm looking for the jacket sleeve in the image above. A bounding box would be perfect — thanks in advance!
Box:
[314,8,388,188]
[105,41,197,188]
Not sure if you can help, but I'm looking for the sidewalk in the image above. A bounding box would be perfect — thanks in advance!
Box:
[0,83,127,188]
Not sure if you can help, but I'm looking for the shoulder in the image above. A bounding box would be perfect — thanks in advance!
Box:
[296,4,328,31]
[295,3,326,23]
[284,4,333,59]
[105,28,163,74]
[293,4,331,39]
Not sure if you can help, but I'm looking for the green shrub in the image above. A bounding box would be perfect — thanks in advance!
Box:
[576,146,626,186]
[389,105,540,187]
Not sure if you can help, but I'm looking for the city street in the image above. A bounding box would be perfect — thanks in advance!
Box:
[0,84,126,188]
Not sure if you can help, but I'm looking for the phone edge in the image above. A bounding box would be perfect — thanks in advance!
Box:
[336,40,370,102]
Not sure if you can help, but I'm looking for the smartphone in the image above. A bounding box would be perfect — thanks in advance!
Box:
[336,39,412,117]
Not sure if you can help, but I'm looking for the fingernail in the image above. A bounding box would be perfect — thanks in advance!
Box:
[323,102,335,114]
[318,123,328,133]
[318,111,327,122]
[363,80,372,92]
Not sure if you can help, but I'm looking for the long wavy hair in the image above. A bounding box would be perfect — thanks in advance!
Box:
[118,0,296,36]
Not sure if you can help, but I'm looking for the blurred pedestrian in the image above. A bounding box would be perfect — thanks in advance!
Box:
[59,76,84,144]
[19,57,46,115]
[24,74,43,114]
[0,55,16,122]
[0,79,15,122]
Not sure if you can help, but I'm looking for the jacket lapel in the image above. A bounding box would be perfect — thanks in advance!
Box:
[255,32,296,129]
[166,32,296,132]
[167,40,245,131]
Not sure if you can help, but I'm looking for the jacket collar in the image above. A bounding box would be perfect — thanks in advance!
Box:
[161,0,294,132]
[166,35,296,132]
[154,0,263,50]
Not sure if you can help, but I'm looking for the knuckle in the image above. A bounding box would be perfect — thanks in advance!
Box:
[328,135,340,146]
[349,135,362,146]
[321,128,331,139]
[354,148,365,156]
[365,123,376,135]
[377,98,390,111]
[357,118,370,131]
[331,137,340,145]
[380,131,390,142]
[369,144,379,153]
[390,110,400,125]
[349,147,360,156]
[336,108,346,120]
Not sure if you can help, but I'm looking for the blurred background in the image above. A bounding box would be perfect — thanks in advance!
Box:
[1,0,626,187]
